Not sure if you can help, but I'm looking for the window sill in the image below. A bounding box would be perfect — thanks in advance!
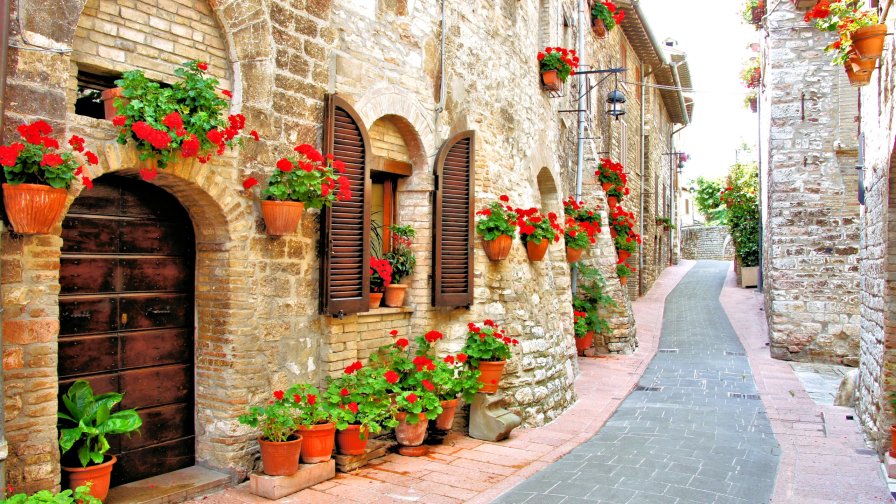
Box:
[359,306,414,318]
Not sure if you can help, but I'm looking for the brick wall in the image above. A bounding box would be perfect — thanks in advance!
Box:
[680,226,734,261]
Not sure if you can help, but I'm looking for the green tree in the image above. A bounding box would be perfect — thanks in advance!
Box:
[724,163,760,268]
[692,176,728,225]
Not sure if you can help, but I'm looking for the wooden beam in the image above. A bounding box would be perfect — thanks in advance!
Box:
[370,155,412,176]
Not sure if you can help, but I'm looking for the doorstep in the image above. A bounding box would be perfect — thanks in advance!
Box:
[105,466,231,504]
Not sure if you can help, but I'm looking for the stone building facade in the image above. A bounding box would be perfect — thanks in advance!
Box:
[680,225,734,262]
[758,1,862,365]
[0,0,690,493]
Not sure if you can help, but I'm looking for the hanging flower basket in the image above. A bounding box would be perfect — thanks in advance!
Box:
[847,49,876,75]
[751,4,766,27]
[538,47,578,92]
[526,239,550,261]
[566,246,586,263]
[592,18,608,38]
[851,24,887,60]
[482,234,513,261]
[260,200,304,236]
[3,183,69,235]
[749,96,758,113]
[541,70,562,91]
[844,61,872,87]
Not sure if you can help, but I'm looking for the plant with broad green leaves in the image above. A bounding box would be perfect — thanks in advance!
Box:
[614,234,637,254]
[476,197,518,240]
[237,389,301,442]
[324,362,397,435]
[414,331,481,402]
[537,47,579,83]
[0,122,99,189]
[573,265,616,337]
[461,320,519,366]
[285,383,336,428]
[57,380,142,468]
[724,163,760,268]
[368,331,445,424]
[2,485,101,504]
[384,224,416,283]
[616,262,635,279]
[692,176,728,225]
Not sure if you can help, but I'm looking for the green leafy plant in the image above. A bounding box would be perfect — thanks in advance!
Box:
[572,310,593,338]
[476,197,518,240]
[595,158,627,189]
[741,0,765,24]
[740,57,761,89]
[655,217,675,229]
[285,383,335,428]
[614,234,637,254]
[563,196,601,227]
[537,47,579,83]
[805,0,879,64]
[573,265,616,337]
[564,218,593,250]
[58,380,142,468]
[324,363,397,435]
[724,163,760,267]
[514,207,561,244]
[692,176,728,225]
[3,485,101,504]
[384,224,416,283]
[238,390,301,442]
[616,262,635,279]
[414,331,481,402]
[461,320,519,366]
[0,121,98,189]
[369,331,445,424]
[591,0,625,30]
[243,144,351,208]
[112,61,253,177]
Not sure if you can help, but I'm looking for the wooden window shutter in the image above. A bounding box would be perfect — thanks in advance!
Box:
[320,95,371,316]
[433,131,475,307]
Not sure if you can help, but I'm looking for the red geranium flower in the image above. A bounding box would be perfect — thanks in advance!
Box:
[406,393,418,404]
[243,177,258,190]
[273,390,285,401]
[197,61,208,71]
[307,394,317,405]
[385,370,400,384]
[348,402,359,414]
[277,158,293,172]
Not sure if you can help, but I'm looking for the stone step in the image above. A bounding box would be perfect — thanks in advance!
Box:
[105,466,230,504]
[249,460,335,500]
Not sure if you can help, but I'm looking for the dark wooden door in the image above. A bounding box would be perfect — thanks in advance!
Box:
[59,175,195,486]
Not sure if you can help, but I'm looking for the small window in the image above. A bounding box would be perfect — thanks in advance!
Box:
[635,66,642,103]
[371,175,399,257]
[75,70,121,119]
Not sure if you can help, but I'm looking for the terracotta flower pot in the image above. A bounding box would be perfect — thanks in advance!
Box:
[384,283,408,307]
[369,292,383,309]
[434,398,459,430]
[620,276,629,286]
[477,360,507,394]
[749,97,758,113]
[526,239,549,261]
[852,24,887,60]
[297,422,335,463]
[889,425,896,458]
[566,246,585,263]
[601,182,613,192]
[395,412,428,447]
[541,70,562,91]
[336,425,369,456]
[844,62,872,87]
[847,49,876,75]
[607,196,618,209]
[101,87,127,121]
[62,455,116,501]
[2,183,68,235]
[617,250,631,263]
[575,331,594,356]
[483,234,513,261]
[592,18,608,38]
[258,436,303,476]
[261,200,304,236]
[751,5,765,27]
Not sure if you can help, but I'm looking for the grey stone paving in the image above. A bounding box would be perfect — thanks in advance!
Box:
[495,261,780,504]
[789,361,850,405]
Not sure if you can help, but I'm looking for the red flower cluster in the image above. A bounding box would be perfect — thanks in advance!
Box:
[344,361,363,374]
[413,355,436,372]
[595,158,628,189]
[395,338,410,349]
[384,370,400,384]
[132,121,173,150]
[804,0,831,22]
[0,121,98,189]
[273,390,285,401]
[370,258,393,292]
[537,47,580,77]
[514,207,563,242]
[603,1,625,24]
[424,330,444,343]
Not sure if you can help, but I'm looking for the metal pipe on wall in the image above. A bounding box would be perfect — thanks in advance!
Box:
[572,0,586,297]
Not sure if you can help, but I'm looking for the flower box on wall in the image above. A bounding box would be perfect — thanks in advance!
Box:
[792,0,818,9]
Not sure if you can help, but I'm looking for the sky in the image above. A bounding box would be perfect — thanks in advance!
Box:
[638,0,758,184]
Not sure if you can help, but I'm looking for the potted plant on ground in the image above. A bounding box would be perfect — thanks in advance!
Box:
[476,196,518,261]
[287,383,337,464]
[573,265,616,355]
[3,486,101,504]
[616,262,635,286]
[238,389,304,476]
[413,330,481,430]
[515,207,561,261]
[324,362,397,455]
[591,0,625,38]
[110,61,256,179]
[383,224,416,307]
[243,144,352,236]
[724,163,761,287]
[461,320,519,394]
[537,47,579,92]
[369,258,393,309]
[573,310,596,355]
[58,380,142,500]
[0,122,98,234]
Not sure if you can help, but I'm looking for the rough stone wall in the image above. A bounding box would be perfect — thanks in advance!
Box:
[680,226,734,261]
[0,0,685,491]
[761,1,861,366]
[856,6,896,456]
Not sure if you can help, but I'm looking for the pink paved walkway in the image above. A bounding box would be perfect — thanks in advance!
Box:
[719,265,892,504]
[188,262,696,504]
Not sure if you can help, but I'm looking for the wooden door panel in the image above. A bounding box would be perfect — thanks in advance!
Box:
[58,335,118,377]
[119,221,191,255]
[119,294,189,330]
[59,297,117,336]
[120,403,193,451]
[120,329,192,369]
[118,365,192,409]
[120,258,191,292]
[60,258,117,294]
[66,184,120,216]
[61,218,119,254]
[121,189,188,220]
[112,437,194,487]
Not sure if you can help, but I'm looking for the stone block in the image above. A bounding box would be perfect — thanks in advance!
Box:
[334,438,396,473]
[468,391,521,442]
[248,459,335,500]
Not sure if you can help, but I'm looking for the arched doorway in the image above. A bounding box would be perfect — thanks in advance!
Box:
[57,174,196,486]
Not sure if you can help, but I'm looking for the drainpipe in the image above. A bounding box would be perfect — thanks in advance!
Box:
[638,64,655,297]
[0,0,10,488]
[435,0,446,116]
[572,0,586,297]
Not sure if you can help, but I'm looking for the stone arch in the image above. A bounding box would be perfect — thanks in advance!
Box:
[354,85,435,166]
[536,166,562,215]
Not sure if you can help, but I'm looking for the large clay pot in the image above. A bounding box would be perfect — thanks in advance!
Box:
[3,183,68,235]
[261,200,304,236]
[620,276,629,286]
[526,239,550,261]
[384,284,408,307]
[601,182,613,192]
[592,18,607,38]
[847,49,876,75]
[477,360,507,394]
[258,436,303,476]
[844,62,872,87]
[566,246,585,263]
[296,422,336,463]
[607,196,618,209]
[541,70,561,91]
[434,398,459,430]
[336,425,369,456]
[483,234,513,261]
[395,412,428,447]
[575,331,594,356]
[101,87,126,120]
[369,292,383,310]
[617,250,631,263]
[62,455,116,501]
[749,97,758,113]
[852,24,887,60]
